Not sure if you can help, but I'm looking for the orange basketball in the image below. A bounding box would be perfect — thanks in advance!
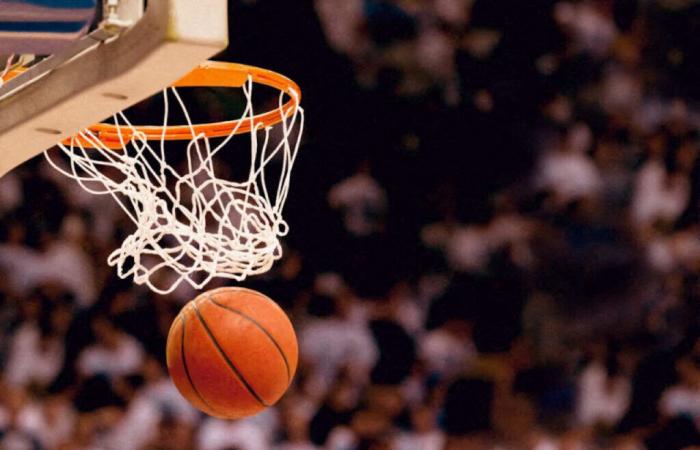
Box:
[166,287,298,419]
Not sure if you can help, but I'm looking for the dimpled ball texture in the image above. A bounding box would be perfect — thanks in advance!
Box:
[166,287,298,419]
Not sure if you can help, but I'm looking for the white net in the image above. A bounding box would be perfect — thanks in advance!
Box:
[45,76,304,294]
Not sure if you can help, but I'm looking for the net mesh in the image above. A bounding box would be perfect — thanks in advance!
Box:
[45,76,304,294]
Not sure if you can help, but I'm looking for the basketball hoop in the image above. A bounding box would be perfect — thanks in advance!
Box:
[44,62,305,294]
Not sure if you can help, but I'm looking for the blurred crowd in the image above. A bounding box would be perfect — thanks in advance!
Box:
[1,0,700,449]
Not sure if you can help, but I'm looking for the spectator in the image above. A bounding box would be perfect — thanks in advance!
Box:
[4,291,70,389]
[659,344,700,420]
[328,161,387,237]
[576,341,631,428]
[300,294,378,397]
[16,393,75,450]
[631,132,691,228]
[77,316,145,379]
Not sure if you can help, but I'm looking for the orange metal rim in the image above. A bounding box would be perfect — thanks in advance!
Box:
[2,68,24,83]
[72,61,302,148]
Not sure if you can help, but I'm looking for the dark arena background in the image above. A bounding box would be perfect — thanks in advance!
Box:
[1,0,700,449]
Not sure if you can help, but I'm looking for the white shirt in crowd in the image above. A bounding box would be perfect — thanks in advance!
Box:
[325,426,357,450]
[77,333,145,378]
[314,0,365,56]
[554,1,617,59]
[17,399,75,450]
[0,244,43,295]
[660,384,700,420]
[5,323,64,388]
[0,240,96,307]
[631,160,689,227]
[274,444,318,450]
[328,172,387,236]
[537,150,602,204]
[198,412,278,450]
[393,430,446,450]
[419,328,476,380]
[103,378,200,450]
[647,229,700,273]
[446,225,492,273]
[300,317,378,396]
[0,430,38,450]
[576,362,631,427]
[40,240,97,307]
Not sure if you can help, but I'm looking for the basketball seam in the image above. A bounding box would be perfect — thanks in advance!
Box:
[179,313,222,417]
[206,295,292,382]
[191,302,270,407]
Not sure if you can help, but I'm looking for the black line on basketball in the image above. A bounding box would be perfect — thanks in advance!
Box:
[191,302,270,407]
[207,295,292,382]
[180,312,219,415]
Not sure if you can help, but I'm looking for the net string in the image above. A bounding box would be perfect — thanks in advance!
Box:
[45,76,304,294]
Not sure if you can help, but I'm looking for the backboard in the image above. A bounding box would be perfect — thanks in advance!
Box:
[0,0,98,54]
[0,0,228,177]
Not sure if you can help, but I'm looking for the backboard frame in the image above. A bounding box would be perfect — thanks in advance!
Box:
[0,0,228,178]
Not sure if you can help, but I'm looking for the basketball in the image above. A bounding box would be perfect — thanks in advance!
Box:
[166,287,298,419]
